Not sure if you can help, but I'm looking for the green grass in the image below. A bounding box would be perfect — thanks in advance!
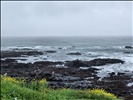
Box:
[1,75,122,100]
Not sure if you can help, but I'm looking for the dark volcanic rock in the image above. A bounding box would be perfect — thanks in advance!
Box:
[108,72,116,77]
[99,74,133,100]
[35,72,53,80]
[12,48,33,51]
[48,80,92,89]
[87,58,124,66]
[67,52,81,55]
[1,51,43,58]
[125,46,133,49]
[45,50,57,53]
[65,58,124,67]
[34,61,63,66]
[1,59,17,67]
[117,72,125,76]
[123,52,133,54]
[65,60,88,67]
[0,56,131,100]
[53,75,81,81]
[4,59,17,63]
[22,51,44,55]
[72,80,92,89]
[16,59,27,61]
[58,47,62,49]
[1,51,22,58]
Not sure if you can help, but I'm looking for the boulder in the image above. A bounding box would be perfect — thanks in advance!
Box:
[65,59,88,67]
[123,52,133,54]
[45,50,57,53]
[125,46,133,49]
[67,52,81,55]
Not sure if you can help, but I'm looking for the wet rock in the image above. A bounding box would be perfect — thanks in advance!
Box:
[87,58,124,66]
[45,50,57,53]
[1,59,19,67]
[123,52,133,54]
[100,74,133,100]
[28,72,36,77]
[35,72,53,80]
[16,59,27,61]
[3,59,17,63]
[67,52,81,55]
[1,50,43,58]
[1,51,22,58]
[108,72,116,77]
[65,59,88,67]
[48,80,92,89]
[34,61,63,66]
[117,72,125,76]
[42,58,47,60]
[65,58,124,67]
[72,80,92,89]
[72,46,75,48]
[58,47,62,49]
[22,51,44,56]
[12,48,33,51]
[53,75,81,81]
[125,46,133,49]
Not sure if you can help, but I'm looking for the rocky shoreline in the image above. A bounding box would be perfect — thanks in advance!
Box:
[1,50,133,100]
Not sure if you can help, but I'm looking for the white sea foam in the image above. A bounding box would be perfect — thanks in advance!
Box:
[127,82,133,87]
[95,61,133,80]
[79,67,89,70]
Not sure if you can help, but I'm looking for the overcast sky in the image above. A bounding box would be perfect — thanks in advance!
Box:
[1,1,132,37]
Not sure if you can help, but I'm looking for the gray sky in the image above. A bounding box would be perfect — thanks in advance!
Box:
[1,1,132,37]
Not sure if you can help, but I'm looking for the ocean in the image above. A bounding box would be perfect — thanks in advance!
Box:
[1,36,133,78]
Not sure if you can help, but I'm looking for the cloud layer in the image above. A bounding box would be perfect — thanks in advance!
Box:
[1,1,132,37]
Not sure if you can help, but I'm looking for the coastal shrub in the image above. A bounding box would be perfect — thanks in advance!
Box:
[1,74,19,84]
[1,75,122,100]
[27,79,39,90]
[88,88,117,100]
[39,78,48,91]
[1,80,46,100]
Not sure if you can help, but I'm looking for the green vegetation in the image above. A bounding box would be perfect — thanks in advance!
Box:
[1,75,122,100]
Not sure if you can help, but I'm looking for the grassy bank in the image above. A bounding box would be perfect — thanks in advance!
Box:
[1,75,122,100]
